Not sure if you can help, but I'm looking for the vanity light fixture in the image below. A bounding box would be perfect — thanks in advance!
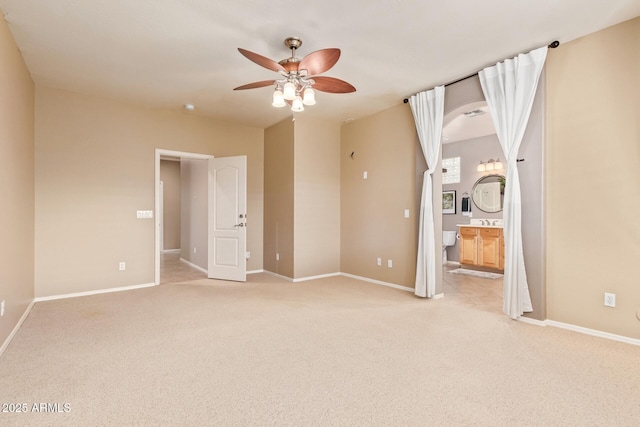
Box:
[478,158,503,172]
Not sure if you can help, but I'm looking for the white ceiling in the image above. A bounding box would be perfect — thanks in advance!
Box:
[1,0,638,129]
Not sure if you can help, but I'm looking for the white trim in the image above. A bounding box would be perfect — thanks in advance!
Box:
[293,272,341,283]
[34,283,156,302]
[545,320,640,347]
[445,261,461,266]
[340,273,414,293]
[0,300,35,358]
[517,316,547,327]
[179,257,208,274]
[247,269,264,275]
[162,249,181,254]
[263,270,294,282]
[155,149,214,285]
[432,293,444,299]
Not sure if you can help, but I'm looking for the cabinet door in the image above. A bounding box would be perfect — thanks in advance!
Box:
[459,227,478,265]
[479,228,501,269]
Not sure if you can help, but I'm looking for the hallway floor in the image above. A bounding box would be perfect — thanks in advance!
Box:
[160,251,207,284]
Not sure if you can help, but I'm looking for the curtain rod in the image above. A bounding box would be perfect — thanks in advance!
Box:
[402,40,559,103]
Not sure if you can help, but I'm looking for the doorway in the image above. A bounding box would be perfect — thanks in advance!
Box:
[155,149,213,285]
[155,149,248,286]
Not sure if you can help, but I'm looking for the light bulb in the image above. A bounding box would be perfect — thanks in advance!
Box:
[494,158,503,170]
[477,161,485,172]
[272,89,286,108]
[283,82,296,100]
[302,87,316,105]
[291,96,304,112]
[486,160,494,171]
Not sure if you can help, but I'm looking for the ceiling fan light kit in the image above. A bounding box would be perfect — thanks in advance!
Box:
[234,37,355,113]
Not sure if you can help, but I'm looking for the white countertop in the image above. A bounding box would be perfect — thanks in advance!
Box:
[456,224,503,229]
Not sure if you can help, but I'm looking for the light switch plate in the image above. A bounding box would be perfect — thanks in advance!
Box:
[136,210,153,219]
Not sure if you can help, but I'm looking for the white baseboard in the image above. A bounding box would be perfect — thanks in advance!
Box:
[517,317,640,347]
[262,270,293,282]
[247,269,264,275]
[517,316,548,327]
[445,261,461,266]
[340,273,414,293]
[179,258,208,274]
[34,283,156,302]
[262,270,342,282]
[293,272,341,283]
[545,320,640,347]
[162,249,181,253]
[433,293,444,299]
[0,300,35,358]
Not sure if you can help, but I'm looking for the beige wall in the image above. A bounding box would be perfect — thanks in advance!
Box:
[160,160,180,250]
[180,159,208,269]
[34,87,263,297]
[263,119,295,277]
[546,17,640,338]
[293,117,341,279]
[0,15,34,348]
[341,104,419,288]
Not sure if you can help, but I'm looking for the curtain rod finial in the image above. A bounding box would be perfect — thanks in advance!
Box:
[548,40,560,48]
[403,98,409,103]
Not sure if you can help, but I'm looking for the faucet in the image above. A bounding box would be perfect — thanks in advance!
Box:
[491,220,498,226]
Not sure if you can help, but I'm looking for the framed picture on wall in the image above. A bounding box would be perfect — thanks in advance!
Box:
[443,190,456,214]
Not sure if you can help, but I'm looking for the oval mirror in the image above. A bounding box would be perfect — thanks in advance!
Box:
[471,174,505,213]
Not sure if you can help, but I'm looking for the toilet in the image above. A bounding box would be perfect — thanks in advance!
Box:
[442,231,457,265]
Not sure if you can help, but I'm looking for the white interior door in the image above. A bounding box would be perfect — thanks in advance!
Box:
[208,156,247,282]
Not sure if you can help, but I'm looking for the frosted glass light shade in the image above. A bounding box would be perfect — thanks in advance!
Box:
[494,159,503,170]
[477,162,485,172]
[283,82,296,100]
[302,87,316,105]
[272,90,286,107]
[291,96,304,112]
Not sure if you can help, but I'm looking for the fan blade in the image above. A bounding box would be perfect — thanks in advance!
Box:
[233,80,276,90]
[238,48,286,72]
[299,48,341,75]
[311,76,356,93]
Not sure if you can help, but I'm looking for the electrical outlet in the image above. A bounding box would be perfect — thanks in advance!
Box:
[604,293,616,307]
[193,247,197,254]
[276,253,280,261]
[119,262,126,271]
[377,258,382,266]
[0,300,5,317]
[246,251,251,259]
[387,260,393,268]
[363,171,368,179]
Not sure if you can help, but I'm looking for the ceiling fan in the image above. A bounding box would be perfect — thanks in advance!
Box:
[233,37,356,112]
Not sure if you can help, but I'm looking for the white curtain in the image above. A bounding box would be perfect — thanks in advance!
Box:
[479,46,547,318]
[409,86,445,298]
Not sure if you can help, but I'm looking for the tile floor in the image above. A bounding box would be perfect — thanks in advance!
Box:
[442,264,503,314]
[160,251,207,284]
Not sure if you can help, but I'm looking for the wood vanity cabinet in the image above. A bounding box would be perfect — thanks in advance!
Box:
[458,226,504,271]
[459,227,479,265]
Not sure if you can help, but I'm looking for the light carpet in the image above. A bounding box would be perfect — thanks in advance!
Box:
[1,273,639,426]
[448,268,504,279]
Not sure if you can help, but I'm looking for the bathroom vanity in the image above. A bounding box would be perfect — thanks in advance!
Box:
[457,224,504,272]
